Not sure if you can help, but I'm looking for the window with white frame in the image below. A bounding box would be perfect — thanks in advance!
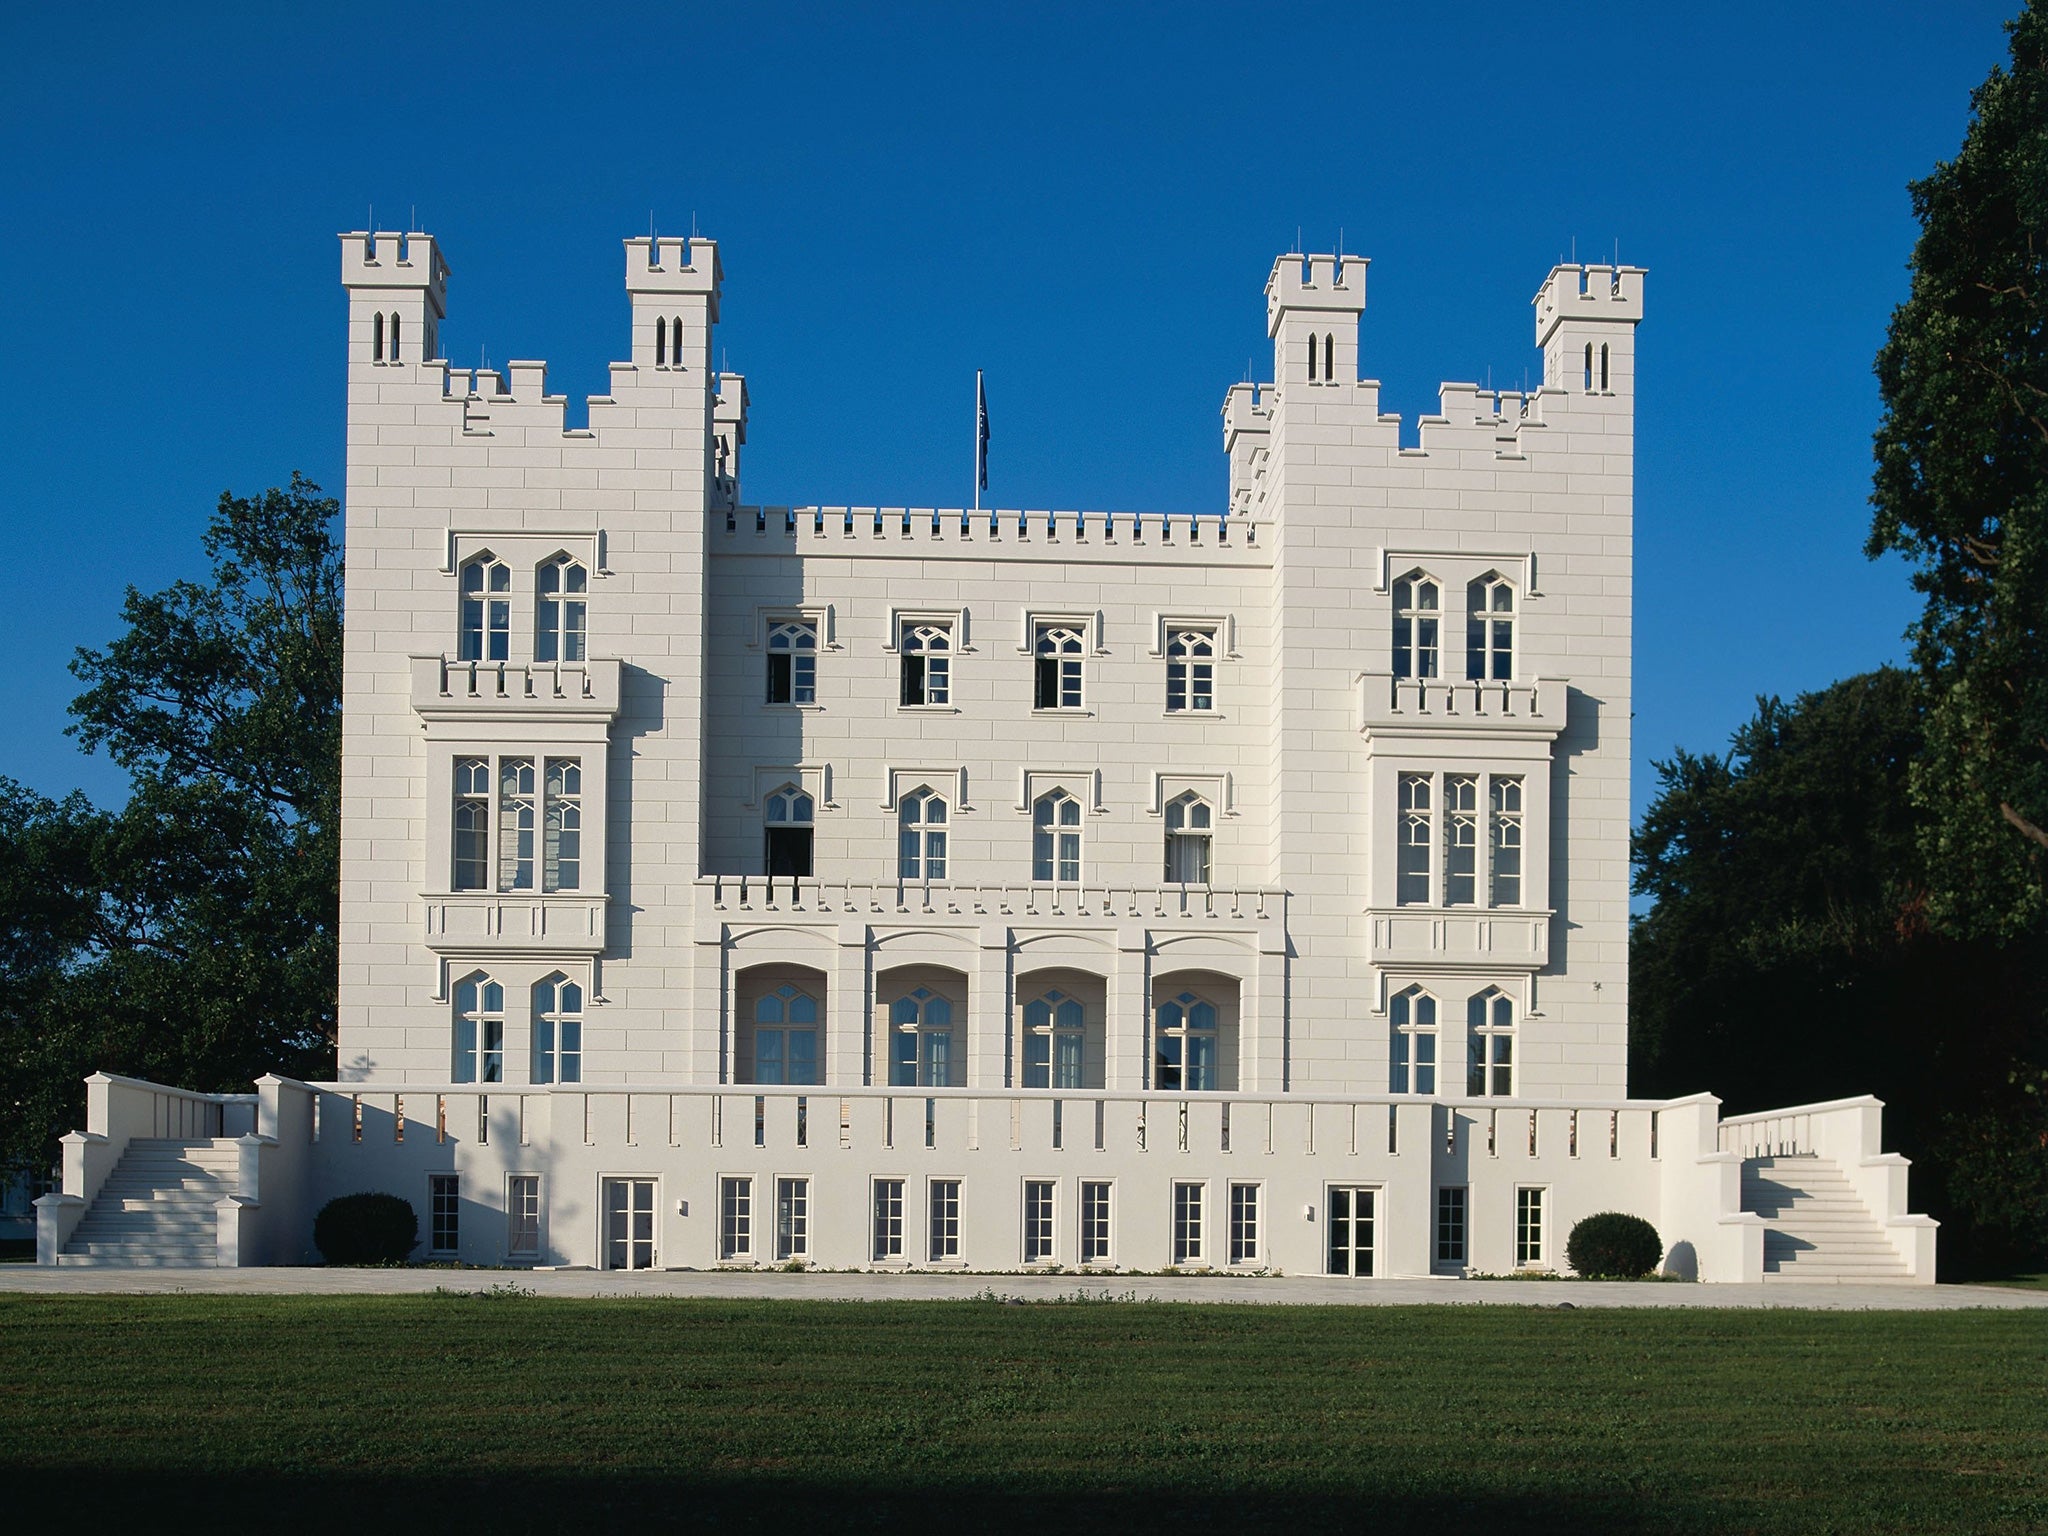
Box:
[1023,1180,1056,1263]
[1154,991,1220,1091]
[764,785,814,878]
[1228,1183,1261,1266]
[1467,576,1515,681]
[766,620,817,705]
[1516,1186,1545,1266]
[899,621,952,706]
[1397,774,1433,905]
[1033,622,1085,710]
[535,556,588,663]
[452,974,504,1084]
[1468,988,1515,1097]
[898,786,948,880]
[1392,573,1441,679]
[1021,988,1088,1090]
[1490,777,1524,906]
[1164,792,1213,884]
[428,1173,460,1255]
[507,1174,541,1259]
[531,974,583,1084]
[889,987,956,1087]
[1436,1185,1468,1267]
[775,1177,810,1262]
[458,555,510,662]
[451,755,587,893]
[1032,790,1081,882]
[719,1176,753,1260]
[929,1179,962,1262]
[872,1179,905,1262]
[1165,628,1216,712]
[1172,1182,1206,1266]
[1443,774,1480,906]
[752,983,820,1085]
[1389,986,1438,1094]
[1079,1180,1112,1264]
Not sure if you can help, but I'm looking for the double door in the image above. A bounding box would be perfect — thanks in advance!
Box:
[1326,1186,1377,1277]
[604,1178,657,1270]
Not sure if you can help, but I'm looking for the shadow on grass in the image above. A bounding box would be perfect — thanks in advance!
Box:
[61,1473,1708,1534]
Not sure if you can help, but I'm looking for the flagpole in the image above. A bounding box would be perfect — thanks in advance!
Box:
[973,369,983,514]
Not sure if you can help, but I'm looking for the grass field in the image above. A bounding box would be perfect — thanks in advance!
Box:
[3,1294,2043,1533]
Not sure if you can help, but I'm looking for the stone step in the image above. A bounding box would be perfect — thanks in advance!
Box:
[73,1216,219,1235]
[57,1250,216,1268]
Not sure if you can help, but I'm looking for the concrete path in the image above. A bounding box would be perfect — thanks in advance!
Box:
[3,1266,2045,1310]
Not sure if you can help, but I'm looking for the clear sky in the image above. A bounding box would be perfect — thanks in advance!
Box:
[0,1,2020,823]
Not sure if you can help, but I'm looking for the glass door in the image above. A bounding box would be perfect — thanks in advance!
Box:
[604,1178,657,1270]
[1326,1186,1377,1277]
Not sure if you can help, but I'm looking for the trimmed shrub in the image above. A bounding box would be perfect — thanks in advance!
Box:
[1565,1211,1663,1278]
[314,1193,420,1265]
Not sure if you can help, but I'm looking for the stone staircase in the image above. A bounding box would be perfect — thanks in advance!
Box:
[59,1138,240,1266]
[1742,1153,1912,1283]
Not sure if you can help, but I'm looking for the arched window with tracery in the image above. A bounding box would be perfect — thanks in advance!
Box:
[1467,988,1515,1098]
[1393,573,1441,679]
[889,987,955,1087]
[458,555,510,662]
[1164,792,1213,884]
[536,556,588,663]
[453,973,504,1084]
[1153,991,1220,1091]
[532,974,583,1084]
[1389,986,1437,1094]
[1466,575,1515,681]
[1032,790,1081,882]
[752,983,820,1085]
[898,787,947,880]
[1021,989,1088,1089]
[764,785,813,878]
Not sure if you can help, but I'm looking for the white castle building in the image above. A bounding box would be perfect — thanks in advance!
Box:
[37,231,1936,1282]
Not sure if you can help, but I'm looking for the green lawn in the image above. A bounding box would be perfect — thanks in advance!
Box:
[2,1295,2043,1533]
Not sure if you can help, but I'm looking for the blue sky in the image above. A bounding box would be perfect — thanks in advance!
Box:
[0,2,2019,821]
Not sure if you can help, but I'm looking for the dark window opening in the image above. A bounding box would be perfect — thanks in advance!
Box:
[767,652,793,704]
[766,827,813,878]
[901,654,927,706]
[1034,656,1061,710]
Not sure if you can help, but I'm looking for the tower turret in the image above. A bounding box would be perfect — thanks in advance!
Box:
[624,236,721,375]
[1266,253,1366,388]
[339,230,447,370]
[712,372,749,509]
[1533,264,1645,397]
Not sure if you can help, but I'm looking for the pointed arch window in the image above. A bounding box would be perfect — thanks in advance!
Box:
[898,788,948,880]
[389,312,402,362]
[766,620,817,704]
[535,557,588,663]
[1164,792,1213,884]
[1165,628,1216,712]
[1032,790,1081,882]
[1393,574,1441,679]
[655,316,668,368]
[1323,332,1334,380]
[889,987,955,1087]
[532,974,583,1084]
[1468,989,1515,1098]
[453,973,505,1084]
[1466,576,1515,681]
[764,785,814,878]
[1154,991,1219,1091]
[1397,774,1433,905]
[459,556,511,662]
[1389,987,1438,1094]
[1033,623,1085,710]
[753,983,820,1085]
[1021,989,1089,1090]
[899,621,952,706]
[372,311,385,363]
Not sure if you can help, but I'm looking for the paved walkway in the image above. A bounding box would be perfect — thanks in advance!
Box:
[3,1266,2044,1309]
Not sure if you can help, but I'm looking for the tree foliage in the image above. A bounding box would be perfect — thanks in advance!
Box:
[1868,2,2048,939]
[0,476,340,1173]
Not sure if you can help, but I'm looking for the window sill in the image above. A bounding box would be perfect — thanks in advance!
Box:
[896,703,960,714]
[762,701,825,712]
[1029,708,1093,719]
[1163,710,1225,720]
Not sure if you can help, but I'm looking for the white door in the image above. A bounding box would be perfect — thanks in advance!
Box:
[1326,1186,1377,1277]
[604,1178,656,1270]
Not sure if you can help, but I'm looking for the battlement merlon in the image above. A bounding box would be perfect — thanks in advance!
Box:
[1533,263,1645,346]
[714,373,749,445]
[338,231,449,318]
[1264,253,1366,335]
[1221,381,1272,454]
[624,236,722,319]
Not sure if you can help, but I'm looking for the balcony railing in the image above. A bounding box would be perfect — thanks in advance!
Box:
[410,656,622,720]
[699,874,1283,923]
[424,892,609,954]
[1359,673,1565,737]
[1368,907,1552,970]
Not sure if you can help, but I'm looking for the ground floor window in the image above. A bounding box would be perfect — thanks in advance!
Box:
[603,1177,656,1271]
[929,1179,962,1262]
[428,1173,459,1256]
[1228,1182,1260,1266]
[872,1179,905,1261]
[507,1174,541,1259]
[720,1176,753,1261]
[1516,1187,1545,1267]
[1079,1180,1112,1264]
[775,1177,809,1262]
[1023,1180,1056,1263]
[1435,1185,1467,1268]
[1172,1181,1206,1266]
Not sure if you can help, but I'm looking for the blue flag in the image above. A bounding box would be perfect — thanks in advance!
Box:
[976,370,990,492]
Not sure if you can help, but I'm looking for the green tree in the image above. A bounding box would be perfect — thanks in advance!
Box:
[0,476,340,1173]
[1867,1,2048,940]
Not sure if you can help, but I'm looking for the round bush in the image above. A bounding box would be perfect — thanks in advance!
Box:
[314,1192,420,1265]
[1565,1211,1663,1278]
